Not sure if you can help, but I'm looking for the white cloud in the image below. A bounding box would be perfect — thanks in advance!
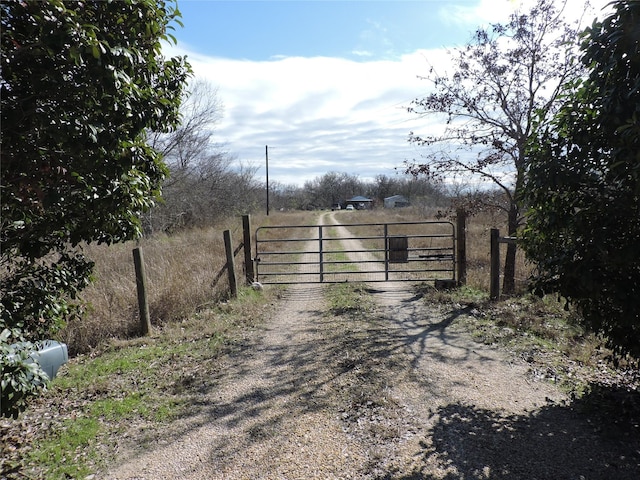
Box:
[168,47,441,186]
[163,0,615,187]
[442,0,509,26]
[351,50,374,58]
[443,0,614,29]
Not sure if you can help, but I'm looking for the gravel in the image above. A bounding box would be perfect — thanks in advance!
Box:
[3,211,637,479]
[103,277,640,479]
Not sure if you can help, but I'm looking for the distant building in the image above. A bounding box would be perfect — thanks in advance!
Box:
[346,195,373,210]
[384,195,410,208]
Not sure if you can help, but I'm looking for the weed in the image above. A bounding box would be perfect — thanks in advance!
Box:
[326,283,375,316]
[417,282,488,305]
[28,417,100,479]
[417,285,619,395]
[13,284,275,479]
[324,244,359,273]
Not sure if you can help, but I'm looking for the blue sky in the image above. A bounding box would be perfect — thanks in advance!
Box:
[175,1,470,61]
[167,0,613,187]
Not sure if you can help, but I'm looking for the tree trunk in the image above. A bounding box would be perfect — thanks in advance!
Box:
[502,204,518,294]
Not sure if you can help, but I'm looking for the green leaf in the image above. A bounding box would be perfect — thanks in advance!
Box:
[1,2,190,412]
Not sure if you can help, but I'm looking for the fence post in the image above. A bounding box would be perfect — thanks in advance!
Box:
[318,226,324,283]
[132,247,152,336]
[490,228,500,300]
[242,215,254,283]
[456,209,467,286]
[224,229,238,298]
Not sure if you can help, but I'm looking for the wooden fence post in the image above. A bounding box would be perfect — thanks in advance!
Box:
[132,247,152,336]
[490,228,501,300]
[242,214,254,283]
[224,229,238,298]
[456,209,467,286]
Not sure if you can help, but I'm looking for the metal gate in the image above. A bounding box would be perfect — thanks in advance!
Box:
[254,221,456,284]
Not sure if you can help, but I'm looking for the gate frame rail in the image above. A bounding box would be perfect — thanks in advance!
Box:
[254,220,461,285]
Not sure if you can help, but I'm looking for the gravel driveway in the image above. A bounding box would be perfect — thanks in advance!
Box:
[105,214,640,479]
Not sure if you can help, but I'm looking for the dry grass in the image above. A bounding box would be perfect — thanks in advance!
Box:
[59,211,327,354]
[465,210,532,293]
[259,210,322,227]
[61,219,244,354]
[58,207,528,355]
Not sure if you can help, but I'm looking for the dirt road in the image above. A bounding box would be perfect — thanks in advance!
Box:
[105,213,639,479]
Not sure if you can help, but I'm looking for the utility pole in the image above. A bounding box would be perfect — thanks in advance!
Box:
[265,145,270,216]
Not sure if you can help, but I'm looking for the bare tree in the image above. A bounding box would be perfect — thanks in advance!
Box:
[407,0,588,293]
[372,174,397,202]
[144,80,259,232]
[149,79,223,172]
[302,172,365,209]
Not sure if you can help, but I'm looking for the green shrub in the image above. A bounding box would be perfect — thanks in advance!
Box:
[1,328,50,419]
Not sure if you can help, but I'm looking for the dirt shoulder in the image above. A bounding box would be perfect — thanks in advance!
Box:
[103,278,639,479]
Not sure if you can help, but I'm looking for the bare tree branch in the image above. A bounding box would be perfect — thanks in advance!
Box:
[406,0,589,292]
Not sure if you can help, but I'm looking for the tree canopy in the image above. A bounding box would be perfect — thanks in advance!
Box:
[1,0,191,416]
[522,0,640,359]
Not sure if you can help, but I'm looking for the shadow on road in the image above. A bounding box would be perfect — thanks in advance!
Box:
[393,388,640,479]
[117,282,640,479]
[363,285,640,479]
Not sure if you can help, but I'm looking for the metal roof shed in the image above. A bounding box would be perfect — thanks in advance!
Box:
[346,196,373,210]
[384,195,410,208]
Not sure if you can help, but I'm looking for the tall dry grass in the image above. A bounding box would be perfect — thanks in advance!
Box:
[464,210,532,293]
[60,219,241,354]
[60,211,325,353]
[59,208,529,354]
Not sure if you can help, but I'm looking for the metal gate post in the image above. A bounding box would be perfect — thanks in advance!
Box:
[383,224,389,281]
[319,225,324,283]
